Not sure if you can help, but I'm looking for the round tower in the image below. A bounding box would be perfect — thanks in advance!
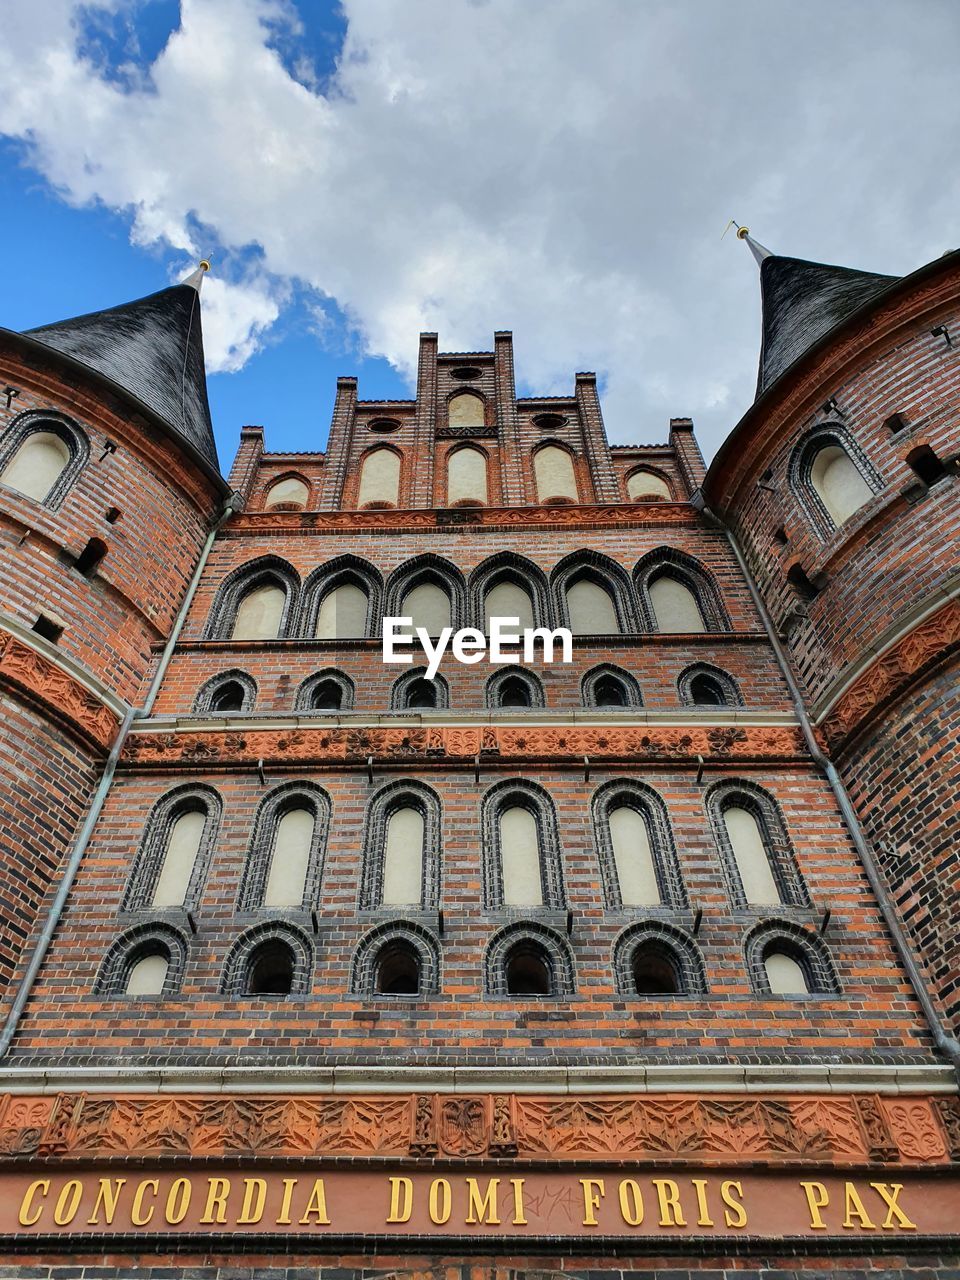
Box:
[0,267,227,999]
[705,233,960,1031]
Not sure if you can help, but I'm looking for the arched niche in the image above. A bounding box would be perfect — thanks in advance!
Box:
[534,445,578,503]
[448,392,485,428]
[626,468,672,501]
[357,447,401,507]
[447,445,488,504]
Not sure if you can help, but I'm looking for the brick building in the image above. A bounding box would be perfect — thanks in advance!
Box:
[0,234,957,1278]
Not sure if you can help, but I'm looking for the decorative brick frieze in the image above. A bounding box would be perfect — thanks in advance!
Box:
[0,632,119,752]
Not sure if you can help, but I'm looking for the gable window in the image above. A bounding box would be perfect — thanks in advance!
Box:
[534,445,578,503]
[358,447,401,507]
[264,476,309,510]
[447,392,485,428]
[626,469,672,501]
[447,445,488,504]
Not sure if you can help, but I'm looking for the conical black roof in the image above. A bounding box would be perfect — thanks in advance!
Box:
[756,255,897,397]
[25,279,219,470]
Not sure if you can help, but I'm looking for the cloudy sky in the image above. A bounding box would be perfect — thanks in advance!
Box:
[1,0,957,468]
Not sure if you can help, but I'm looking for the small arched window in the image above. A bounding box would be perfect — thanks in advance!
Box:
[534,445,578,503]
[448,392,485,428]
[632,943,680,994]
[375,940,421,995]
[484,579,535,631]
[500,806,544,906]
[125,951,169,996]
[595,675,627,706]
[809,444,874,527]
[312,678,343,710]
[232,583,286,640]
[382,807,425,906]
[746,923,838,997]
[499,676,530,708]
[0,430,71,503]
[648,574,705,633]
[447,446,488,504]
[246,940,295,996]
[264,476,309,510]
[357,447,401,507]
[582,665,641,710]
[505,943,552,996]
[352,923,440,997]
[151,810,206,909]
[195,670,257,716]
[764,949,810,994]
[391,668,449,711]
[315,583,369,638]
[614,923,706,997]
[402,581,451,636]
[222,925,312,997]
[678,663,741,709]
[407,678,436,708]
[690,673,724,705]
[487,666,544,711]
[626,469,672,501]
[262,808,316,908]
[485,923,575,998]
[567,577,620,634]
[209,680,245,712]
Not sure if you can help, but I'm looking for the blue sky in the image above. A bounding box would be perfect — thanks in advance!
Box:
[1,1,958,474]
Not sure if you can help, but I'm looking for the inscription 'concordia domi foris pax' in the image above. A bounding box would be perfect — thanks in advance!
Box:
[0,228,959,1280]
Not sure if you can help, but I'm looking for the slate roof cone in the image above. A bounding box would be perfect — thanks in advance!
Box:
[737,227,898,398]
[24,261,219,470]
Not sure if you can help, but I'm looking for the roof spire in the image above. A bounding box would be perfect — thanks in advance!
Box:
[180,259,211,292]
[735,224,773,265]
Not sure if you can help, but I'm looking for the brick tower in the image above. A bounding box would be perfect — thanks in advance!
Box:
[0,251,958,1278]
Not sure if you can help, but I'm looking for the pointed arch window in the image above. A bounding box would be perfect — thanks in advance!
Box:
[626,468,672,501]
[195,670,257,716]
[447,445,488,504]
[551,553,637,635]
[447,392,485,428]
[316,583,369,638]
[0,415,88,508]
[233,583,285,640]
[206,558,299,641]
[357,446,401,507]
[567,578,620,634]
[304,557,381,640]
[648,574,705,633]
[297,670,355,713]
[471,553,550,634]
[360,782,441,911]
[635,549,728,633]
[123,787,221,913]
[789,425,883,537]
[485,580,535,630]
[392,667,449,711]
[486,666,544,711]
[582,665,642,709]
[264,475,309,510]
[678,663,741,709]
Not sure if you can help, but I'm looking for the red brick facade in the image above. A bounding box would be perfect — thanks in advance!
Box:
[0,264,957,1275]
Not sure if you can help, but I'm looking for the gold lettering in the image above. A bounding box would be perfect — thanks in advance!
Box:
[870,1183,917,1231]
[237,1177,267,1225]
[800,1181,829,1230]
[299,1178,330,1225]
[165,1177,191,1225]
[53,1179,83,1227]
[387,1176,413,1224]
[720,1180,747,1229]
[131,1178,159,1227]
[691,1178,714,1228]
[843,1183,877,1230]
[652,1179,686,1228]
[617,1179,644,1227]
[429,1177,451,1225]
[199,1177,231,1225]
[580,1178,606,1227]
[19,1179,49,1227]
[465,1177,500,1225]
[88,1178,126,1226]
[510,1177,528,1226]
[276,1177,298,1225]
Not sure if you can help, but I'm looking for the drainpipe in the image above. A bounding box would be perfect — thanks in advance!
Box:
[692,492,960,1083]
[0,491,242,1059]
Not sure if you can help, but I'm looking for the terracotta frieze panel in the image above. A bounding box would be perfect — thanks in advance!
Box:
[821,598,960,750]
[122,723,806,770]
[0,633,118,751]
[225,500,698,535]
[0,1090,954,1167]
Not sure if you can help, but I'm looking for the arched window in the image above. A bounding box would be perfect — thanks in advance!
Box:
[195,670,257,716]
[123,786,221,913]
[264,475,309,510]
[447,445,488,504]
[357,446,401,507]
[593,781,686,910]
[613,923,707,997]
[482,780,564,910]
[789,425,883,537]
[237,785,329,912]
[315,584,369,638]
[352,923,441,998]
[296,670,355,713]
[534,444,578,503]
[745,922,839,997]
[678,663,741,709]
[206,558,299,641]
[484,923,575,998]
[486,666,545,711]
[0,415,88,508]
[221,924,313,998]
[582,665,642,710]
[359,781,441,911]
[233,582,286,640]
[96,925,187,998]
[810,445,874,527]
[484,580,535,630]
[708,781,809,910]
[304,557,381,640]
[386,557,466,635]
[391,668,449,711]
[635,549,728,633]
[551,553,637,635]
[626,468,672,501]
[447,392,485,428]
[470,553,550,634]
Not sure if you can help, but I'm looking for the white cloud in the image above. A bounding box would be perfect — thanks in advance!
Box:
[0,0,958,455]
